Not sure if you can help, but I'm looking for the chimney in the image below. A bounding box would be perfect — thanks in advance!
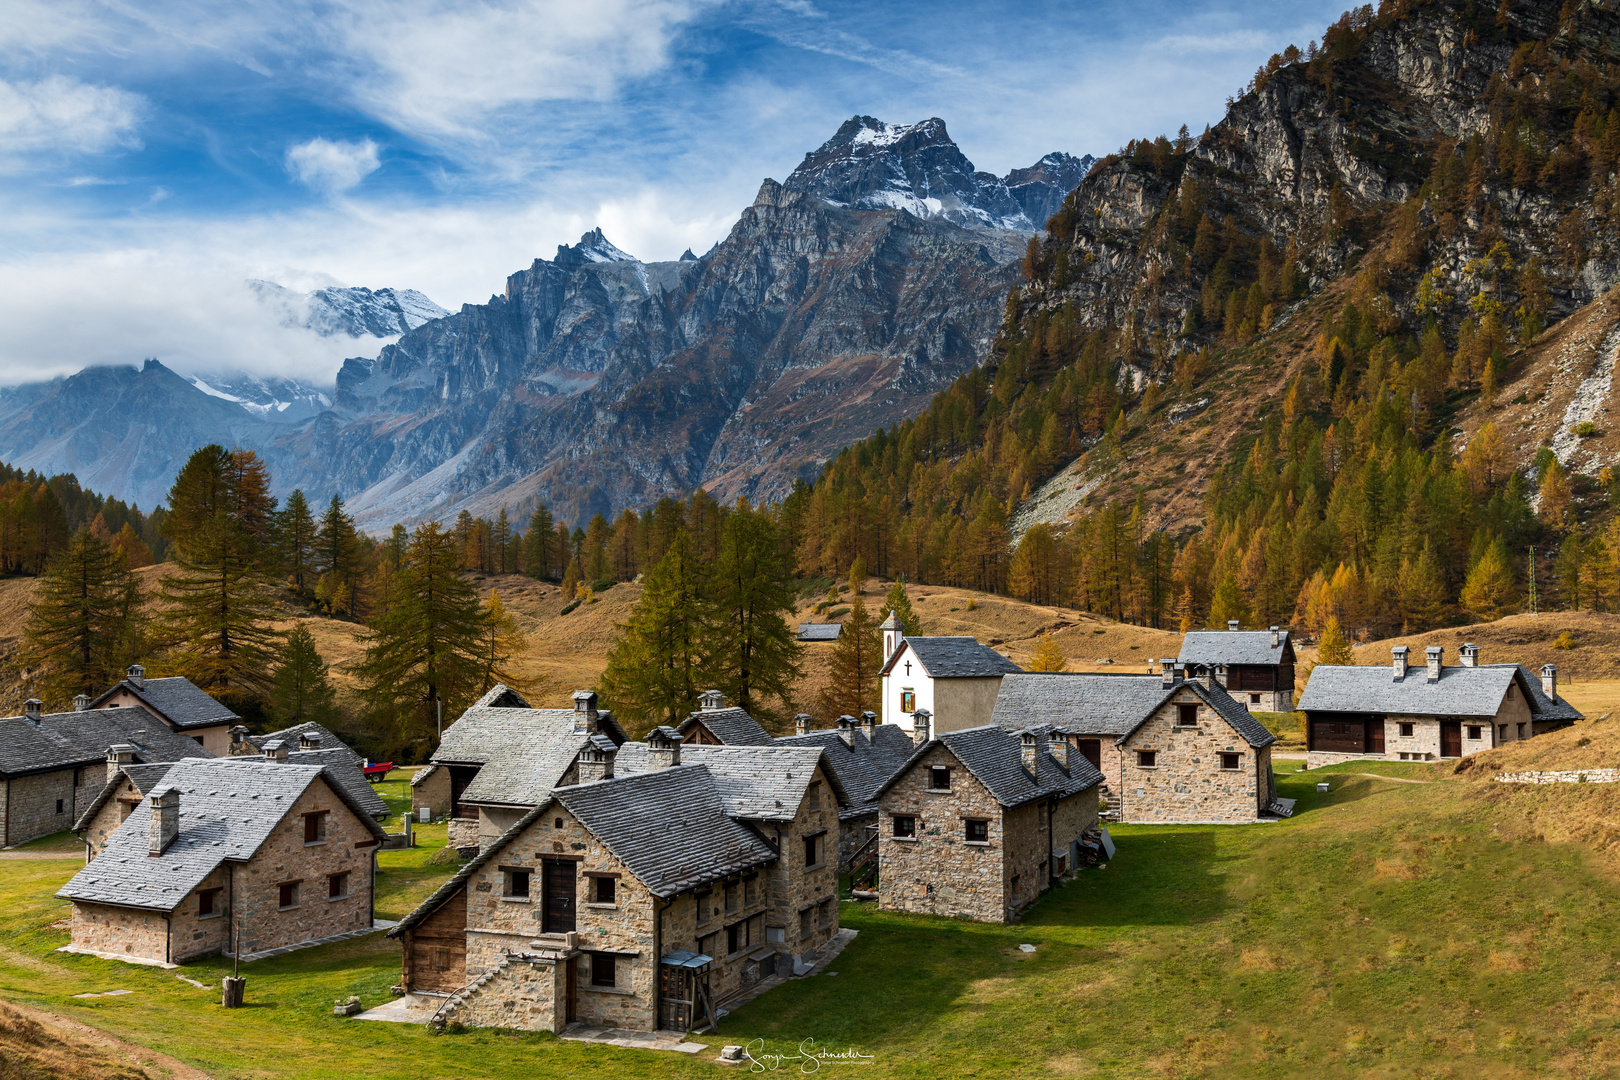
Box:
[1270,626,1280,647]
[1019,730,1039,776]
[1541,664,1558,703]
[911,708,932,747]
[127,664,146,687]
[697,690,725,712]
[106,744,137,783]
[1161,659,1178,689]
[572,690,599,734]
[1227,620,1240,632]
[859,711,878,741]
[576,734,617,783]
[23,699,42,723]
[1459,643,1479,667]
[228,725,251,756]
[1391,646,1408,680]
[75,694,91,712]
[1049,729,1072,772]
[1192,664,1213,688]
[794,713,811,736]
[148,786,180,857]
[297,732,322,751]
[1425,646,1444,682]
[647,726,682,769]
[262,739,288,763]
[880,612,904,664]
[836,715,856,748]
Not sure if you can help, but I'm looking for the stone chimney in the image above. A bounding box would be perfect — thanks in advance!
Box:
[298,732,322,751]
[75,694,91,712]
[1425,646,1444,682]
[1227,620,1240,632]
[911,708,932,747]
[148,786,180,857]
[1049,729,1072,772]
[228,725,252,756]
[1459,643,1479,667]
[880,612,904,664]
[859,711,878,741]
[1192,664,1213,688]
[572,690,599,734]
[262,739,288,763]
[127,664,146,687]
[836,715,856,748]
[1541,664,1559,703]
[1161,659,1178,689]
[1270,626,1280,647]
[1391,646,1408,679]
[1019,730,1039,777]
[23,699,42,723]
[698,689,725,712]
[106,744,137,783]
[576,734,617,783]
[647,726,682,769]
[794,713,810,736]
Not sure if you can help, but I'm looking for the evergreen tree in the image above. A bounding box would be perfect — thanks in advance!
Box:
[386,523,408,571]
[316,495,362,615]
[1316,615,1354,666]
[560,555,583,600]
[276,489,317,592]
[818,594,881,719]
[1028,632,1068,672]
[706,507,803,722]
[848,554,867,594]
[877,578,922,636]
[158,446,281,700]
[110,522,154,569]
[20,530,142,705]
[476,589,533,694]
[492,509,513,574]
[598,531,711,733]
[353,520,487,757]
[269,623,339,728]
[1207,571,1250,629]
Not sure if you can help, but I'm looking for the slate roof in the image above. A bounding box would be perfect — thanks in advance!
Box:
[677,707,774,746]
[797,623,842,642]
[249,722,361,766]
[431,696,629,807]
[873,724,1103,810]
[774,725,917,818]
[71,763,177,832]
[41,706,215,765]
[410,763,439,788]
[0,716,106,778]
[90,676,238,730]
[879,637,1023,678]
[1179,629,1292,666]
[991,673,1179,736]
[57,758,386,912]
[1116,678,1276,749]
[615,744,846,821]
[284,750,389,820]
[1297,662,1583,722]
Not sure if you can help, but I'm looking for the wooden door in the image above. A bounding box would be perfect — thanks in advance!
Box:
[1440,721,1462,757]
[543,860,576,933]
[1367,718,1385,753]
[1078,740,1101,768]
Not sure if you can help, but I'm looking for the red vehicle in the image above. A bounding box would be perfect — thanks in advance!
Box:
[362,762,395,784]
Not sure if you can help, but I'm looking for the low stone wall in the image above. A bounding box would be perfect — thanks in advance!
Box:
[1495,769,1620,784]
[1305,751,1389,769]
[440,953,566,1033]
[447,817,480,852]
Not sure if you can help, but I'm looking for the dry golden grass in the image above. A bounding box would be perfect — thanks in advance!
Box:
[0,999,204,1079]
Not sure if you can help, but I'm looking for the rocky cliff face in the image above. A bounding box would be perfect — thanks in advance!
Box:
[1005,151,1097,229]
[248,279,448,338]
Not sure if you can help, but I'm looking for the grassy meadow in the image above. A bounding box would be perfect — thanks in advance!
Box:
[1,756,1618,1078]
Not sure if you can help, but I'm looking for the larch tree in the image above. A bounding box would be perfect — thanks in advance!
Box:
[1460,540,1520,621]
[706,507,803,723]
[20,530,143,705]
[269,622,340,728]
[476,589,534,695]
[877,578,921,636]
[598,531,711,734]
[1027,632,1068,672]
[1315,615,1355,666]
[818,593,882,720]
[316,495,363,616]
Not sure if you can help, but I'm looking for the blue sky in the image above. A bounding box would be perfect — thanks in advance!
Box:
[0,0,1349,384]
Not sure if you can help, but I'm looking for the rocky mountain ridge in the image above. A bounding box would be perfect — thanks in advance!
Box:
[248,279,448,338]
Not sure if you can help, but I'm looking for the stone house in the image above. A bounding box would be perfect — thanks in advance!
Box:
[878,619,1023,734]
[872,722,1103,923]
[88,666,240,756]
[1297,645,1581,768]
[1112,670,1278,824]
[1,698,213,848]
[677,693,775,745]
[775,713,917,867]
[233,721,363,767]
[390,732,846,1034]
[1178,622,1297,712]
[57,757,388,965]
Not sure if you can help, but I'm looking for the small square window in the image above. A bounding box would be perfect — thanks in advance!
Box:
[1517,723,1526,738]
[55,799,64,815]
[1219,752,1241,770]
[1249,694,1261,705]
[1137,750,1157,768]
[198,888,220,916]
[964,819,988,842]
[1399,723,1414,738]
[505,869,530,898]
[303,811,328,844]
[892,815,915,838]
[278,882,299,909]
[328,872,349,899]
[1467,725,1482,741]
[727,922,744,955]
[1178,703,1198,727]
[901,690,916,713]
[1498,724,1507,740]
[804,834,820,867]
[929,766,950,790]
[594,876,615,904]
[591,953,616,987]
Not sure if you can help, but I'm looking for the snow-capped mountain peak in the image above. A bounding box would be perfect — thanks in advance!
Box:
[248,279,449,338]
[185,372,333,425]
[554,228,637,267]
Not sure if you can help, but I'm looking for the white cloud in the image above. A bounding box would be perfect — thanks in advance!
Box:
[285,136,381,193]
[0,75,144,163]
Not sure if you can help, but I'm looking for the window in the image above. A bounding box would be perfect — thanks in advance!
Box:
[698,931,720,959]
[1136,750,1157,768]
[744,875,758,906]
[696,890,712,925]
[303,811,328,844]
[964,819,988,843]
[724,881,738,913]
[1219,752,1241,770]
[198,888,221,917]
[892,815,915,838]
[1177,704,1198,727]
[799,907,814,940]
[807,782,822,809]
[1249,694,1261,705]
[901,690,916,713]
[1499,724,1507,740]
[328,872,349,899]
[278,881,299,910]
[1517,723,1526,738]
[593,876,616,904]
[591,953,616,987]
[817,899,832,927]
[554,818,564,828]
[804,833,821,868]
[191,735,205,746]
[727,922,744,955]
[504,869,530,899]
[1507,684,1516,699]
[1399,723,1414,738]
[118,799,137,822]
[1467,725,1482,741]
[929,766,951,790]
[55,799,64,815]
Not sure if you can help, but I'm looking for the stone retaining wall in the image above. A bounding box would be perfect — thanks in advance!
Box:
[1495,769,1620,784]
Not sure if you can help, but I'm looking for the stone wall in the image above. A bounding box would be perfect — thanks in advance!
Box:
[877,743,1007,922]
[168,866,231,962]
[447,817,480,852]
[837,812,876,869]
[69,901,170,961]
[411,766,452,818]
[3,767,86,847]
[95,690,229,755]
[444,954,567,1033]
[1495,768,1620,784]
[83,775,141,860]
[1116,687,1270,823]
[231,775,375,957]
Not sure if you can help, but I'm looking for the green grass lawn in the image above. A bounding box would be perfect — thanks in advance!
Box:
[1,767,1617,1077]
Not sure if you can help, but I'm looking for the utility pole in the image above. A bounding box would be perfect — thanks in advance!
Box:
[1528,547,1537,614]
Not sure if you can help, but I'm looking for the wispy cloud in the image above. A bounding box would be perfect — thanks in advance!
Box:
[0,75,144,164]
[286,136,380,193]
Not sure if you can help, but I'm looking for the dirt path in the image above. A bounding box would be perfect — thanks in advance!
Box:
[0,852,81,860]
[1350,773,1432,784]
[1,998,213,1079]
